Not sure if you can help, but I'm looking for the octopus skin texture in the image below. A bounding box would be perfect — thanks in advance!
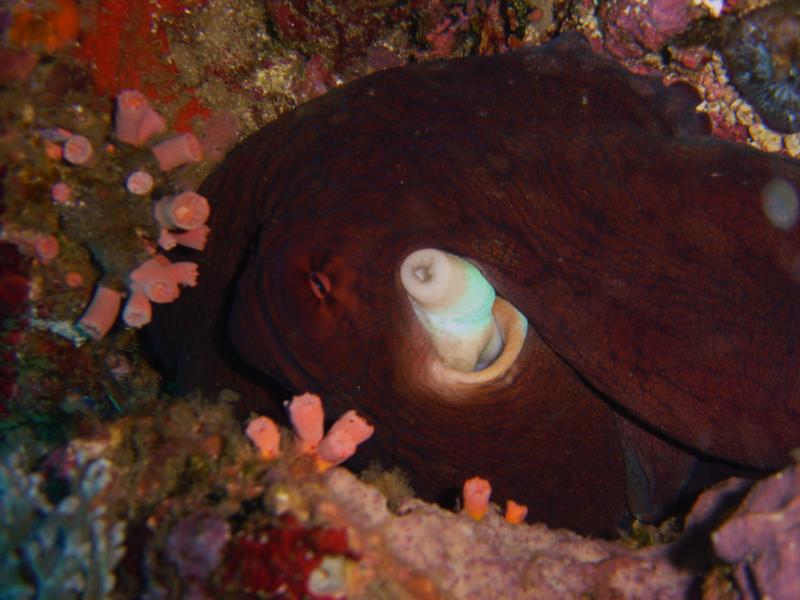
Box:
[150,33,800,536]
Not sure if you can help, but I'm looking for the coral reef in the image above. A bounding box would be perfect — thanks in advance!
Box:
[0,388,798,599]
[0,447,125,599]
[1,1,799,598]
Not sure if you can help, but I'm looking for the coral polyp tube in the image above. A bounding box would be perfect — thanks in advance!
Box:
[122,283,152,328]
[317,410,374,466]
[288,392,325,452]
[246,416,281,460]
[153,191,210,230]
[463,477,492,521]
[51,181,71,204]
[78,286,123,340]
[126,170,154,195]
[115,90,147,143]
[63,135,93,165]
[152,133,203,171]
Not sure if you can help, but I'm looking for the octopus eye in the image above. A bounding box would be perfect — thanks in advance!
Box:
[309,271,332,299]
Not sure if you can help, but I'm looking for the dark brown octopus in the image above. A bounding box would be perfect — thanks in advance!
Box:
[151,33,800,536]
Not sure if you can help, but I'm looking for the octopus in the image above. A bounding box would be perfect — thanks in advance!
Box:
[150,32,800,536]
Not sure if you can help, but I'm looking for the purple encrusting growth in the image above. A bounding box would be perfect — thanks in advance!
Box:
[712,461,800,600]
[599,0,706,59]
[323,469,696,599]
[166,512,230,583]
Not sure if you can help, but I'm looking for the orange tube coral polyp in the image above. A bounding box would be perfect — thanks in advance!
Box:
[152,133,203,171]
[505,500,528,524]
[288,393,325,452]
[171,226,210,251]
[316,410,374,469]
[246,416,281,460]
[63,135,94,166]
[463,477,492,521]
[126,170,154,195]
[129,256,198,303]
[115,90,166,146]
[122,283,152,328]
[78,286,123,340]
[153,192,210,230]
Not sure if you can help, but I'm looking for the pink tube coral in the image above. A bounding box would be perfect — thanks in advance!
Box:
[246,416,281,460]
[64,271,83,288]
[153,191,210,230]
[317,410,374,467]
[136,106,167,144]
[78,286,122,340]
[158,225,211,251]
[505,500,528,524]
[122,283,152,328]
[115,90,146,143]
[129,255,198,303]
[115,90,166,146]
[126,170,154,195]
[152,133,203,171]
[157,230,177,251]
[463,477,492,521]
[51,181,71,204]
[33,234,59,264]
[288,393,325,453]
[63,135,93,165]
[171,225,210,251]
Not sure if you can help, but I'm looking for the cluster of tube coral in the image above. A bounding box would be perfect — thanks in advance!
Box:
[72,91,210,340]
[246,392,375,470]
[462,476,529,525]
[247,392,530,526]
